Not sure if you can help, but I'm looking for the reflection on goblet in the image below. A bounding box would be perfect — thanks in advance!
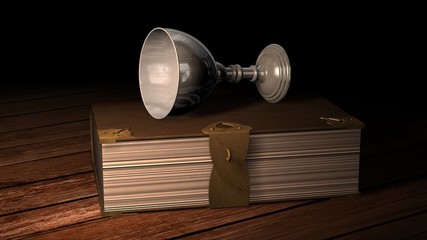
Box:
[139,27,291,119]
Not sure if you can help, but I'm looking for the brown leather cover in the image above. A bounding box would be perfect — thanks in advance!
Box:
[91,92,364,142]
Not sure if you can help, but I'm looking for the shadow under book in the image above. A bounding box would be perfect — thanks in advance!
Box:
[90,93,364,216]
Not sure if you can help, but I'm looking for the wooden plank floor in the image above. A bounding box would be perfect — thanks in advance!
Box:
[1,83,426,239]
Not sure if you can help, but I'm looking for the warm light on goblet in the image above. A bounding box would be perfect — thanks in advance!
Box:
[139,27,291,119]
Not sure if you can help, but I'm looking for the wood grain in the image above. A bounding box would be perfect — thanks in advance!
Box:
[0,151,93,189]
[20,200,316,240]
[0,135,91,167]
[0,120,89,149]
[0,84,425,239]
[0,197,102,239]
[0,172,97,215]
[0,106,89,133]
[180,176,427,240]
[335,211,427,240]
[0,87,138,117]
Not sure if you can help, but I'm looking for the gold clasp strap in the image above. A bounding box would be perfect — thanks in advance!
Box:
[202,121,252,208]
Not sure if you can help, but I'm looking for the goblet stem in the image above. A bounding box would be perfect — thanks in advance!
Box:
[216,63,258,84]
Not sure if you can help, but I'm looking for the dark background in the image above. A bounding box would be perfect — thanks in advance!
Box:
[4,6,424,114]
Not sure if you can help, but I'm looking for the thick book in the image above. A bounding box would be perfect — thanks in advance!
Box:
[90,92,364,216]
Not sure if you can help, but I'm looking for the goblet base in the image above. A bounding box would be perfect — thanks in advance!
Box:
[255,44,291,103]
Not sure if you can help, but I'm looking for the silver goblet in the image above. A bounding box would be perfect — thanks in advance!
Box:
[139,27,291,119]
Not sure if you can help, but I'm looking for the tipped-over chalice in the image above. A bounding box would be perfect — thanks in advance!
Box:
[139,27,291,119]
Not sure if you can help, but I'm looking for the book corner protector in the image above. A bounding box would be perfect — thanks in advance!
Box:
[320,117,365,129]
[97,128,135,143]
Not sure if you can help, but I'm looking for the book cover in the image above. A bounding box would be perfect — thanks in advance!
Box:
[91,92,364,215]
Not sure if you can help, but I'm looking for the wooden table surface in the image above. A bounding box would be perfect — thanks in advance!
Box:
[1,82,426,239]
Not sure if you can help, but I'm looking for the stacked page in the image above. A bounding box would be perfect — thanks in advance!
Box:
[90,93,364,215]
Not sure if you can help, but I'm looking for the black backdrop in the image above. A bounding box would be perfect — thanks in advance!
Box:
[4,6,424,112]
